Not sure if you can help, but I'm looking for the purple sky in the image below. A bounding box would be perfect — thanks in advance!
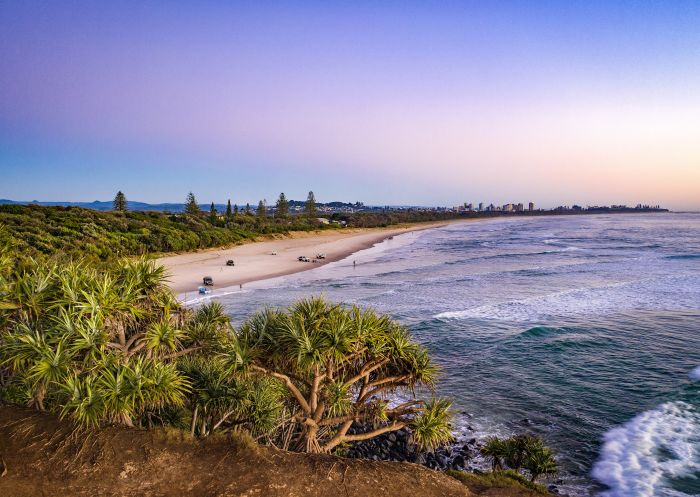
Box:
[1,1,699,208]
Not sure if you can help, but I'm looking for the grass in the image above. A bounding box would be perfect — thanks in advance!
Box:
[446,469,551,495]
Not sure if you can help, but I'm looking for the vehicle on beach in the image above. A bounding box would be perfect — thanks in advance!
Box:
[198,286,211,295]
[226,260,235,266]
[297,256,310,262]
[315,253,326,259]
[202,276,214,286]
[271,251,277,255]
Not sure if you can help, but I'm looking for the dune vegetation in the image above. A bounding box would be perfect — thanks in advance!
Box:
[0,191,465,262]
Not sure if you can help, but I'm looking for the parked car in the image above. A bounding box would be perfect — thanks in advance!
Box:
[297,256,310,262]
[198,286,211,295]
[315,253,326,259]
[271,251,277,255]
[203,276,214,286]
[226,260,235,266]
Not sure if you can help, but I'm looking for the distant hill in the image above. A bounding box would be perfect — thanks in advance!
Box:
[0,198,202,212]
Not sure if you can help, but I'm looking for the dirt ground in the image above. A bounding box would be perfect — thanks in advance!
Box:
[0,405,544,497]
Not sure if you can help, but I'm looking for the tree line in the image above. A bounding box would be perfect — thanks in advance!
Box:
[115,190,319,221]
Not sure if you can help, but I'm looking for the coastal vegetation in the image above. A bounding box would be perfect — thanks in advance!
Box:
[480,436,557,483]
[0,192,464,261]
[447,469,551,495]
[0,227,452,455]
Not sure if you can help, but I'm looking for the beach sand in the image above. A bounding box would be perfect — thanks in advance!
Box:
[158,220,473,295]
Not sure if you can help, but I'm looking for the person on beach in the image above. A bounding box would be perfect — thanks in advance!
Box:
[353,260,356,267]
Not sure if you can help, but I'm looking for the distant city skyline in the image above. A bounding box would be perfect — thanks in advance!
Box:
[1,1,699,209]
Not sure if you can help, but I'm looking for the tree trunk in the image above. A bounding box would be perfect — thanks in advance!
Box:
[296,418,323,453]
[190,406,198,437]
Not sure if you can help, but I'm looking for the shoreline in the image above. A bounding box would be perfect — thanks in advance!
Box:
[158,219,479,296]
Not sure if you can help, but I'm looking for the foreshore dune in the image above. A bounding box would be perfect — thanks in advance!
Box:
[158,219,477,296]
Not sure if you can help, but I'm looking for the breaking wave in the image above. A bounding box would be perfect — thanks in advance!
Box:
[592,402,700,497]
[433,276,698,322]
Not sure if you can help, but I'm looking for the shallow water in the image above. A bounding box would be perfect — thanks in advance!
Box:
[213,213,700,496]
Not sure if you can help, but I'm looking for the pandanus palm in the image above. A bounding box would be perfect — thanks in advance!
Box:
[224,297,453,454]
[179,356,281,437]
[481,437,509,471]
[524,444,558,482]
[1,252,196,428]
[0,322,73,410]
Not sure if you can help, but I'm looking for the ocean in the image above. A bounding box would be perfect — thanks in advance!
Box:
[211,213,700,497]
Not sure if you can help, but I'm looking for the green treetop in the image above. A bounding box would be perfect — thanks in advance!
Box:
[305,191,317,219]
[276,193,289,218]
[256,200,267,219]
[185,192,200,215]
[113,191,128,212]
[225,199,233,221]
[210,202,217,222]
[222,297,454,453]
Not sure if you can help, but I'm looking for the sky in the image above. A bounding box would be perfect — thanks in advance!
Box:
[1,1,699,209]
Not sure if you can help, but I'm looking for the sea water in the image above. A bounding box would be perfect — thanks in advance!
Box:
[213,213,700,496]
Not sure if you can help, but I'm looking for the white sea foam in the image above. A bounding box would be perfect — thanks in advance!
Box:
[592,401,700,497]
[434,274,699,322]
[689,366,700,381]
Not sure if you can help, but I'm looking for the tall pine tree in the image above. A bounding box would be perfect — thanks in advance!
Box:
[210,202,217,223]
[256,199,267,219]
[276,192,289,218]
[305,191,317,219]
[113,191,127,212]
[225,199,233,221]
[185,192,200,215]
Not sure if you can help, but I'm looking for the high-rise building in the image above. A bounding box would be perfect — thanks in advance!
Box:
[478,202,484,211]
[528,202,534,211]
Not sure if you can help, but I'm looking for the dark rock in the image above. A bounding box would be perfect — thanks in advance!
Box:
[452,455,466,469]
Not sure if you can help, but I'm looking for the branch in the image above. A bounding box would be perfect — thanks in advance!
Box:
[162,345,202,360]
[212,409,239,431]
[250,365,311,414]
[344,421,406,441]
[310,367,321,413]
[360,381,411,404]
[125,340,147,358]
[387,400,424,412]
[125,332,144,351]
[321,419,354,452]
[345,358,389,386]
[336,421,406,445]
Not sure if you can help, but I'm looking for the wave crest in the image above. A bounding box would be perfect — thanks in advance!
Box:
[592,401,700,497]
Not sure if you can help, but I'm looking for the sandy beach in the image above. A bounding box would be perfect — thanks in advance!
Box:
[158,220,475,295]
